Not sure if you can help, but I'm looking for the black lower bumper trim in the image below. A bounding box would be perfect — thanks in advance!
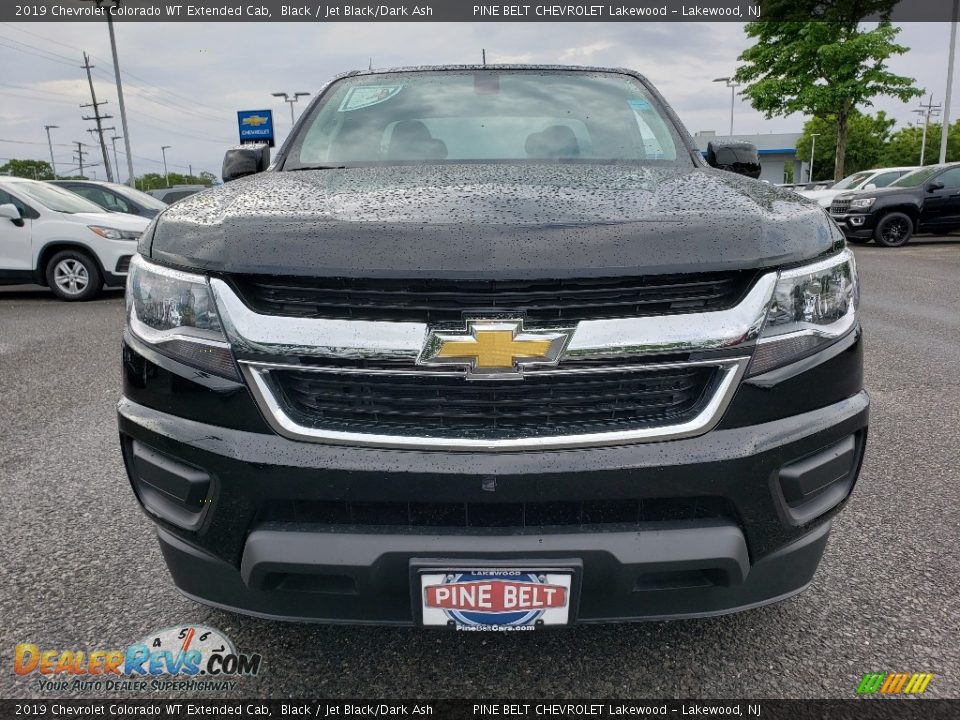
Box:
[156,519,831,624]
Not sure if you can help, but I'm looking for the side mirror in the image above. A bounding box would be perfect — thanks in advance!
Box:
[862,183,877,191]
[927,180,945,191]
[0,203,23,226]
[222,144,270,183]
[706,140,762,179]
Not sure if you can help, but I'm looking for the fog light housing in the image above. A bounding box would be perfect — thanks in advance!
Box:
[124,439,212,531]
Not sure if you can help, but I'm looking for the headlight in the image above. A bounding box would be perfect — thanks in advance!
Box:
[750,248,859,375]
[89,225,141,240]
[126,254,238,379]
[849,197,875,209]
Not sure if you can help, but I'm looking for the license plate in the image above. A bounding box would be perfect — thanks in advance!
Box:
[419,569,573,630]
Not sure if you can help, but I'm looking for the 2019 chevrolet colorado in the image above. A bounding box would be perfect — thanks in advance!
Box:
[118,66,867,627]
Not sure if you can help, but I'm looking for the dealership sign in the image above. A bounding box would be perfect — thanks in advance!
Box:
[237,110,275,147]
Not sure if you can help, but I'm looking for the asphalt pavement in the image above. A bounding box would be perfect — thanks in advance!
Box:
[1,238,958,699]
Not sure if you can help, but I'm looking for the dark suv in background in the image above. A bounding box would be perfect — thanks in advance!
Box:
[118,66,867,628]
[830,163,960,246]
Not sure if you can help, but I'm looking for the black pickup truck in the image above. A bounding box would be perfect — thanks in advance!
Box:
[118,65,867,628]
[830,162,960,247]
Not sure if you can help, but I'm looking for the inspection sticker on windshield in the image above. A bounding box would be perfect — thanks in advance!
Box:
[338,85,403,112]
[420,570,572,630]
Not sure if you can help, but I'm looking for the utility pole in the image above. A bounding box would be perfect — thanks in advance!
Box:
[44,125,59,179]
[188,164,193,179]
[941,0,959,164]
[80,0,136,186]
[81,51,115,182]
[73,142,88,178]
[161,145,171,188]
[913,95,942,166]
[111,135,122,183]
[272,91,310,126]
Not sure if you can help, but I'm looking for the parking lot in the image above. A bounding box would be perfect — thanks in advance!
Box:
[0,239,958,699]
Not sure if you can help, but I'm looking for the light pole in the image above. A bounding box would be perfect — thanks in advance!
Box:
[44,125,59,179]
[111,135,122,182]
[79,0,136,187]
[713,77,741,135]
[809,133,820,182]
[940,0,959,164]
[272,91,310,126]
[161,145,171,188]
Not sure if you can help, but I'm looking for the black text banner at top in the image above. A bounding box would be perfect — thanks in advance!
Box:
[3,0,958,22]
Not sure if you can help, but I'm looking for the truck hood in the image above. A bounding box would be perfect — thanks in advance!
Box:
[147,164,841,279]
[797,189,840,207]
[74,211,152,231]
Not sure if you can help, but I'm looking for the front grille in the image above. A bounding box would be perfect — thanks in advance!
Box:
[270,365,715,440]
[830,198,852,215]
[258,496,737,530]
[231,271,755,324]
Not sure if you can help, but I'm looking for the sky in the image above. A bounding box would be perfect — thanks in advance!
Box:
[0,21,957,181]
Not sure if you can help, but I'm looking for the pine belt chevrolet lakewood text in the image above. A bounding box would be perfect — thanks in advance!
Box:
[118,66,868,627]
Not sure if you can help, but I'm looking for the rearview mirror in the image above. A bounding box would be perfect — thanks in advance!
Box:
[927,180,945,191]
[222,144,271,183]
[863,183,877,191]
[0,203,23,226]
[706,140,762,180]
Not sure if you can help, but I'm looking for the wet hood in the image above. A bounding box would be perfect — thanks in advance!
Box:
[74,211,152,231]
[147,164,841,279]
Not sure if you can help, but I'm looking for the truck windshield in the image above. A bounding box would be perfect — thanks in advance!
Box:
[285,70,683,169]
[889,166,943,188]
[832,171,873,190]
[12,181,106,214]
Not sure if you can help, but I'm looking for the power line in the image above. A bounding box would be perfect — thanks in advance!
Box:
[1,22,226,115]
[0,35,79,67]
[0,29,228,124]
[0,90,78,106]
[0,138,74,147]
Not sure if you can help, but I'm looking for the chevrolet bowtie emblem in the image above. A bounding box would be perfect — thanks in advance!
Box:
[419,320,571,379]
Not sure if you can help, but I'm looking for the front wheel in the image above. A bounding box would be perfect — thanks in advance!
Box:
[45,250,102,301]
[873,212,913,248]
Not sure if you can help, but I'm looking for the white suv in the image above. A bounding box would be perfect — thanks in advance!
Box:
[798,166,918,207]
[0,177,151,300]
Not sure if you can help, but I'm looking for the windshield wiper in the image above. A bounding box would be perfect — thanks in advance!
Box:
[286,165,349,171]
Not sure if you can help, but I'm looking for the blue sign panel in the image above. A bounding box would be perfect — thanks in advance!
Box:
[237,109,275,147]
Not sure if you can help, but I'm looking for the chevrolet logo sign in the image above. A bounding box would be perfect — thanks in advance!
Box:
[419,320,571,379]
[241,115,270,127]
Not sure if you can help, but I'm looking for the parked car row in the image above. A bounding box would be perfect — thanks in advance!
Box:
[0,178,207,300]
[829,163,960,247]
[798,166,918,207]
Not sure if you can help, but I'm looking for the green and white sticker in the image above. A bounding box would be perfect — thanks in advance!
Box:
[338,85,403,112]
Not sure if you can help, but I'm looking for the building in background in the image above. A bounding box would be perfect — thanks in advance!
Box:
[694,131,804,184]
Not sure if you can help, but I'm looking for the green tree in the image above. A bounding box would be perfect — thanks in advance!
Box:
[0,159,54,180]
[882,120,960,167]
[795,111,896,182]
[735,15,922,180]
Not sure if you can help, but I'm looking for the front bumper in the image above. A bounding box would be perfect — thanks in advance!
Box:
[830,212,876,239]
[118,331,869,623]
